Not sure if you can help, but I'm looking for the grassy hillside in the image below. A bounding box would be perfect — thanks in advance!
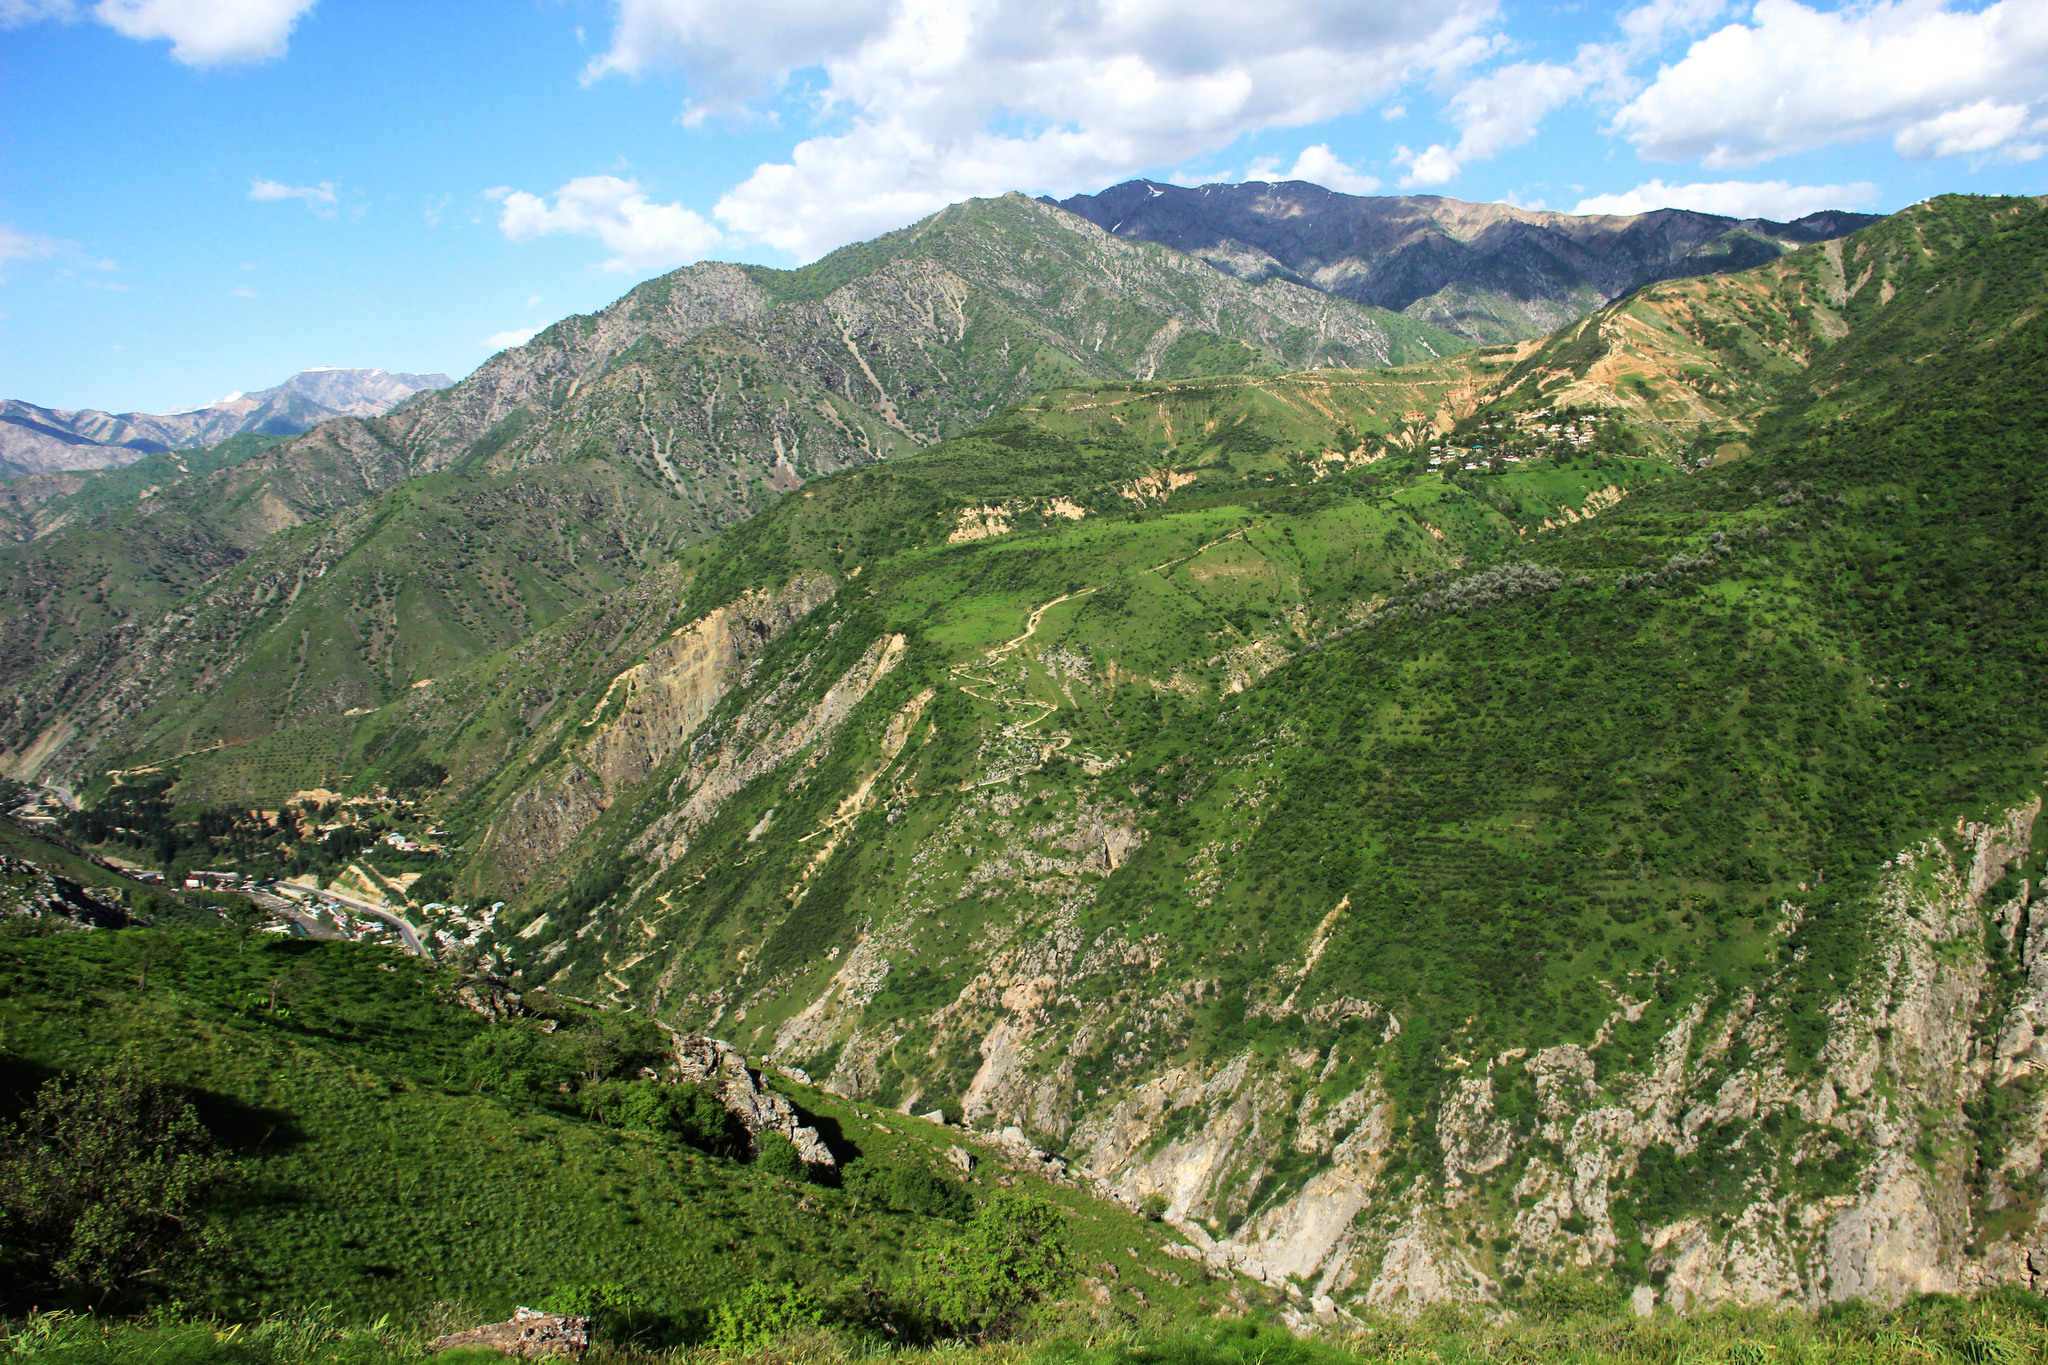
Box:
[8,1284,2048,1363]
[0,925,1240,1333]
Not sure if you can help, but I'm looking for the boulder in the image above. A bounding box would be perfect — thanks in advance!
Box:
[429,1307,589,1360]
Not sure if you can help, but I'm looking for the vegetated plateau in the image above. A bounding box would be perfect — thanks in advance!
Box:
[3,192,2047,1354]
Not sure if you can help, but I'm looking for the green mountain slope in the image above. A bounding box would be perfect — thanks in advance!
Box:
[42,194,2048,1315]
[0,432,288,544]
[0,195,1465,792]
[0,926,1241,1329]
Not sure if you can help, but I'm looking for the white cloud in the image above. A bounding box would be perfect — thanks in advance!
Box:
[0,0,77,23]
[1616,0,1730,51]
[1245,144,1381,195]
[1572,178,1878,220]
[91,0,316,64]
[0,225,118,283]
[587,0,895,116]
[1614,0,2048,167]
[595,0,1499,261]
[1396,40,1655,189]
[1393,143,1462,187]
[229,285,258,297]
[483,326,541,349]
[0,224,65,267]
[249,178,339,214]
[1893,100,2042,161]
[1445,60,1584,159]
[486,176,723,272]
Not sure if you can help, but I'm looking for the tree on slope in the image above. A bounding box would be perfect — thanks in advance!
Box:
[0,1060,237,1308]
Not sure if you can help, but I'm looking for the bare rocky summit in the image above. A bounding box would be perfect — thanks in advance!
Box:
[1053,180,1880,343]
[0,368,452,478]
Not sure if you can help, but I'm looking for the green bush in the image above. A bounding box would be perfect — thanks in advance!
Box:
[457,1023,559,1096]
[539,1280,655,1345]
[582,1079,742,1157]
[918,1191,1075,1337]
[706,1280,824,1353]
[843,1157,975,1220]
[756,1132,809,1181]
[0,1062,239,1309]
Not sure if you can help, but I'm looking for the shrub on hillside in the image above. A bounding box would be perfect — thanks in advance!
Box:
[539,1280,664,1346]
[0,1061,238,1308]
[708,1281,824,1353]
[459,1023,563,1096]
[917,1191,1075,1337]
[842,1156,975,1220]
[582,1078,743,1157]
[755,1131,809,1181]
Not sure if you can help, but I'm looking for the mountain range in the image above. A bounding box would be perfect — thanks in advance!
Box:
[0,367,452,479]
[8,185,2046,1320]
[1053,181,1882,344]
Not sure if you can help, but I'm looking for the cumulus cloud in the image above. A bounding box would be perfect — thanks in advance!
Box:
[486,176,723,272]
[1247,144,1381,195]
[67,0,318,63]
[249,178,339,214]
[1893,100,2043,162]
[592,0,1498,260]
[1396,59,1591,186]
[1572,178,1877,220]
[483,326,541,350]
[1614,0,2048,167]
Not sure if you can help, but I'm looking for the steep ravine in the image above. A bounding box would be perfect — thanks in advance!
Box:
[1037,799,2045,1314]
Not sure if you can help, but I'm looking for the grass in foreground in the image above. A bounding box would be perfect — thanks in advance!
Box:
[6,1293,2048,1365]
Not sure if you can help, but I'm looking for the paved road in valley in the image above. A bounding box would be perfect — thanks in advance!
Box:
[308,886,428,955]
[250,889,347,941]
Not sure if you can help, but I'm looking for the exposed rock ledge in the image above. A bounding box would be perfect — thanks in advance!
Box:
[671,1032,836,1166]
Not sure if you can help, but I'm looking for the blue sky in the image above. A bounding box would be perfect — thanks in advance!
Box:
[4,0,2045,414]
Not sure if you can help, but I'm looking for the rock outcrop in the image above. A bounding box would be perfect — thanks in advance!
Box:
[429,1308,589,1360]
[477,573,837,891]
[452,974,530,1023]
[0,854,126,929]
[963,797,2048,1314]
[671,1033,835,1166]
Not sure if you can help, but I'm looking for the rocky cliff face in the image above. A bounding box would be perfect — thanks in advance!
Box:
[1031,801,2045,1314]
[477,572,839,893]
[1053,181,1880,345]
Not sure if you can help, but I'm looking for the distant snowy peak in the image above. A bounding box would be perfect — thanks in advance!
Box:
[0,368,454,479]
[265,367,453,419]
